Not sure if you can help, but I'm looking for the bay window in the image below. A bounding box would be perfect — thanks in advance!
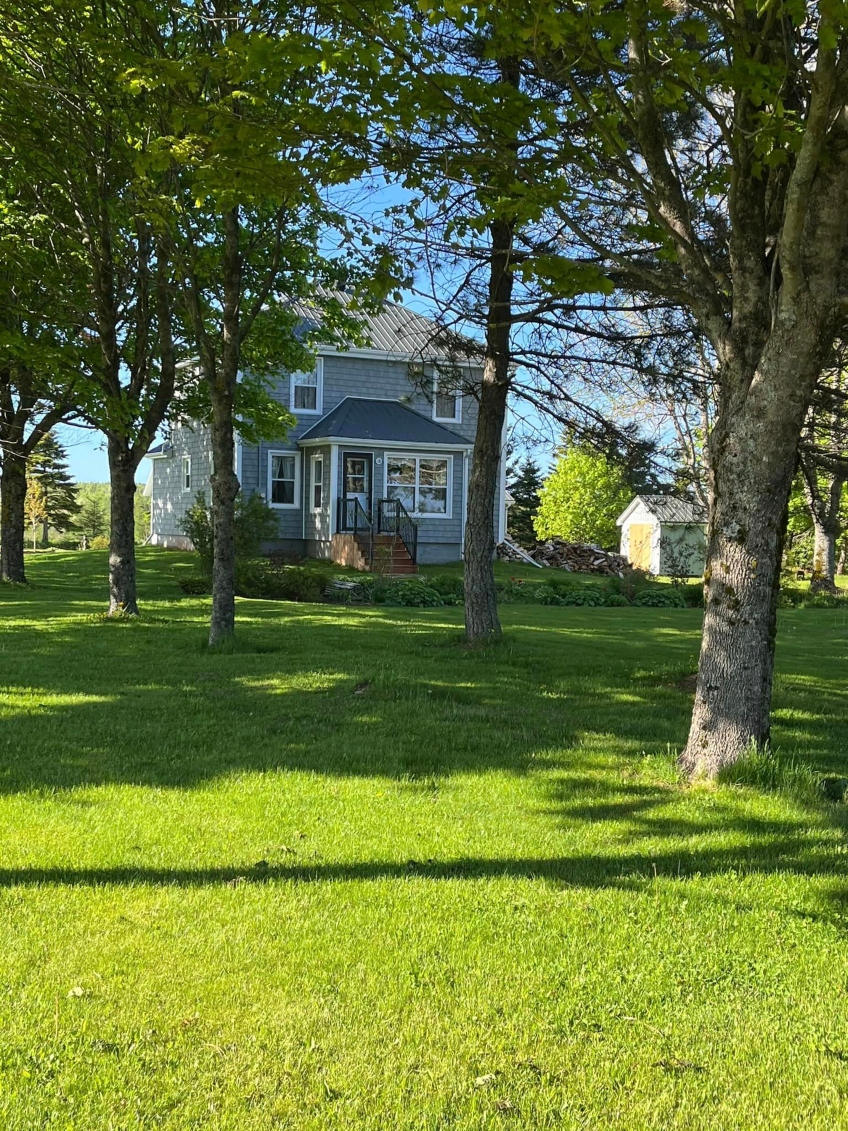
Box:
[386,455,450,517]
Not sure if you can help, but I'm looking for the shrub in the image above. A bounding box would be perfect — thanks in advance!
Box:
[426,574,465,604]
[181,492,279,577]
[632,586,686,608]
[532,584,565,605]
[807,592,846,609]
[384,579,444,607]
[89,535,109,550]
[679,582,705,608]
[497,579,530,603]
[559,588,606,607]
[603,593,631,607]
[777,587,806,608]
[236,563,326,603]
[178,575,211,595]
[604,569,654,602]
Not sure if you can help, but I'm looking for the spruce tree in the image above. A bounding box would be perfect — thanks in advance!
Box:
[506,458,543,549]
[28,433,79,544]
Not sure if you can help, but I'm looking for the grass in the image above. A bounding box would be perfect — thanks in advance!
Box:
[1,548,848,1130]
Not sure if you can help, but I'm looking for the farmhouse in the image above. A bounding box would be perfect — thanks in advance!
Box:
[144,301,507,570]
[617,495,708,577]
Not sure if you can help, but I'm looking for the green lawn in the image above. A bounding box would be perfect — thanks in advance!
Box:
[1,549,848,1130]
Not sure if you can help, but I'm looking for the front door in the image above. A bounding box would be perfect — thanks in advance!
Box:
[341,452,373,530]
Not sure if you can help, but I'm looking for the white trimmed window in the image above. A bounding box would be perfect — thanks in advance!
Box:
[182,456,191,492]
[268,451,301,508]
[433,372,461,423]
[311,454,324,511]
[386,455,451,517]
[290,359,323,415]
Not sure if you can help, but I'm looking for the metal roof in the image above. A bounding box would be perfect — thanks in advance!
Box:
[298,397,471,447]
[620,494,708,525]
[292,287,480,362]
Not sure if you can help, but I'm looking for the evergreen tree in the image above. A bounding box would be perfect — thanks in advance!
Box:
[76,492,108,542]
[506,458,543,549]
[28,432,79,543]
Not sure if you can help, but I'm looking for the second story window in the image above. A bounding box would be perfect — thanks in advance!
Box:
[433,371,461,423]
[182,456,191,492]
[290,359,323,415]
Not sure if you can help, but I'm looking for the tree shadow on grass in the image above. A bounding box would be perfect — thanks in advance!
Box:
[0,827,844,891]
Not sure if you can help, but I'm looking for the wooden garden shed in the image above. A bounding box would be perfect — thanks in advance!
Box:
[616,495,708,577]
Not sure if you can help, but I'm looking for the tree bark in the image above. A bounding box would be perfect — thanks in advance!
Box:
[0,451,27,583]
[464,216,515,643]
[680,322,829,777]
[107,437,139,615]
[207,207,242,646]
[810,517,839,593]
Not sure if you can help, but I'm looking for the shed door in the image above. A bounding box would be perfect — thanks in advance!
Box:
[628,523,653,570]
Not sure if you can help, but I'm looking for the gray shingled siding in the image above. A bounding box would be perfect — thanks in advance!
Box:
[149,347,502,563]
[304,445,331,543]
[149,421,211,545]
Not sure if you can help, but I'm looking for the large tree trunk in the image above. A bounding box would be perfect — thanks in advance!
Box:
[207,206,241,647]
[107,436,139,615]
[208,395,239,645]
[680,326,828,777]
[464,377,509,641]
[464,215,515,643]
[0,451,27,583]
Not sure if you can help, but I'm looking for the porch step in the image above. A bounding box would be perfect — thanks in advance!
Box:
[367,534,417,574]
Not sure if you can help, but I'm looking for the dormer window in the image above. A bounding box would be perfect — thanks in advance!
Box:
[290,359,323,415]
[433,371,461,423]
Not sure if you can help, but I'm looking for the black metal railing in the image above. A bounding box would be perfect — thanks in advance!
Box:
[375,498,418,564]
[337,497,374,564]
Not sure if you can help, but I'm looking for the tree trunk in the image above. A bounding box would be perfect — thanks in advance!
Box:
[809,517,838,593]
[0,451,27,583]
[207,206,242,647]
[41,516,49,546]
[837,541,846,575]
[107,436,139,615]
[208,394,239,645]
[463,215,515,643]
[464,377,509,641]
[680,325,827,778]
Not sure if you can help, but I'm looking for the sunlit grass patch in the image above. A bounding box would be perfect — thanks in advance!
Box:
[0,548,845,1129]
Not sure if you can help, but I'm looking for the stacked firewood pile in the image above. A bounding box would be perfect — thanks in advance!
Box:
[531,539,630,575]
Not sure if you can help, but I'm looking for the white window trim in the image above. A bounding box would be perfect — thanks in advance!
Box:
[432,372,462,424]
[267,450,302,509]
[181,455,192,493]
[384,452,453,520]
[289,358,324,416]
[311,453,324,512]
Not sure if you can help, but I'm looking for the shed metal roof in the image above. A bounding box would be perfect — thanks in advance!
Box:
[298,397,472,448]
[618,494,708,526]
